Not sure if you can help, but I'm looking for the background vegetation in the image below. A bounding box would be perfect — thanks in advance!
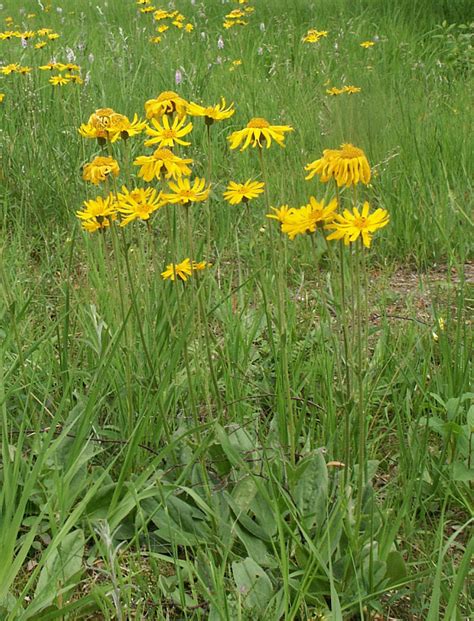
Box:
[0,0,472,619]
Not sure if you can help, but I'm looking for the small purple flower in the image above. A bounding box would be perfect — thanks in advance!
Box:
[175,69,183,85]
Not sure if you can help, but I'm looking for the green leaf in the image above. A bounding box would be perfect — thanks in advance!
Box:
[33,529,85,611]
[295,451,328,530]
[384,550,408,585]
[232,557,273,613]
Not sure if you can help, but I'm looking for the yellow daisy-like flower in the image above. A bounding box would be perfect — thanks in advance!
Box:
[279,197,338,240]
[144,115,193,148]
[83,156,120,185]
[185,23,193,32]
[303,29,328,43]
[325,202,389,247]
[149,35,162,44]
[305,144,371,188]
[186,98,235,125]
[224,19,248,29]
[67,74,83,85]
[266,205,293,223]
[228,117,293,151]
[37,28,53,36]
[47,33,60,40]
[145,90,188,120]
[76,194,117,233]
[49,74,69,85]
[360,41,375,48]
[134,148,193,181]
[161,258,210,282]
[116,186,164,226]
[223,180,265,205]
[106,113,147,141]
[34,41,47,48]
[79,109,145,143]
[326,85,361,96]
[0,63,20,75]
[162,177,210,205]
[0,93,5,103]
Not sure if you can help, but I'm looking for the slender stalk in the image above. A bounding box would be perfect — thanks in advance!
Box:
[355,238,366,526]
[334,185,352,479]
[259,147,295,464]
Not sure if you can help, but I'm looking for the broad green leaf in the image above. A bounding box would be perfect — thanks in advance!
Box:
[232,557,273,613]
[295,451,328,530]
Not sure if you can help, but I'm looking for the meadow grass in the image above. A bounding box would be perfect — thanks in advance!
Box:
[0,0,473,619]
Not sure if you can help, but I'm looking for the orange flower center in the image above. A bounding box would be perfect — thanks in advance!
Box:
[354,217,367,229]
[338,144,365,160]
[155,148,173,160]
[247,117,270,129]
[161,129,176,139]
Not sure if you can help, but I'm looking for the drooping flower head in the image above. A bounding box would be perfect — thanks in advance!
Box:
[305,144,371,187]
[134,148,193,181]
[162,177,210,205]
[223,180,265,205]
[82,156,120,185]
[144,115,193,148]
[116,186,164,227]
[325,202,389,247]
[76,194,117,232]
[145,90,188,120]
[161,258,210,281]
[228,117,293,151]
[187,98,235,125]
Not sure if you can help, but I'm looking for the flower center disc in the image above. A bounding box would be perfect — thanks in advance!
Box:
[339,144,364,159]
[247,117,270,129]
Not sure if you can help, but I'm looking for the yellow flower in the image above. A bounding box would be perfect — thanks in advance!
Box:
[186,98,235,125]
[162,177,210,205]
[360,41,375,48]
[134,148,193,181]
[19,31,35,40]
[67,74,83,84]
[145,90,188,119]
[34,41,47,48]
[47,32,60,40]
[79,109,145,143]
[326,85,361,96]
[144,115,193,148]
[107,113,147,141]
[153,9,170,20]
[229,59,242,71]
[39,62,59,71]
[266,205,293,223]
[0,93,5,103]
[83,156,120,185]
[49,74,69,85]
[223,180,265,205]
[303,29,328,43]
[17,66,32,75]
[76,194,117,232]
[228,117,293,151]
[149,36,162,43]
[305,144,371,187]
[161,258,210,281]
[37,28,53,36]
[224,19,248,29]
[0,63,20,75]
[325,202,389,247]
[185,23,193,32]
[226,9,246,18]
[116,186,164,226]
[157,24,169,33]
[277,197,338,240]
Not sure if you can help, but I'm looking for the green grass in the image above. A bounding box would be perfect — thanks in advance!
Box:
[0,0,473,619]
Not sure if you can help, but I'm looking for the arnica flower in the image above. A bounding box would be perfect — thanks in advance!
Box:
[266,205,293,223]
[145,90,188,120]
[116,186,164,226]
[144,115,193,148]
[0,63,21,75]
[162,177,210,205]
[35,41,47,49]
[187,98,235,125]
[325,202,389,247]
[0,94,5,103]
[228,117,293,151]
[223,180,265,205]
[161,258,210,282]
[326,85,361,96]
[134,148,193,181]
[49,74,69,86]
[224,19,248,29]
[360,41,375,48]
[83,156,120,185]
[303,29,328,43]
[79,108,145,143]
[305,144,371,187]
[267,197,337,240]
[76,194,117,233]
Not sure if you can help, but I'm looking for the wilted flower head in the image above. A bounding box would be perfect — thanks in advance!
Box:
[228,117,293,151]
[145,90,188,119]
[305,144,371,187]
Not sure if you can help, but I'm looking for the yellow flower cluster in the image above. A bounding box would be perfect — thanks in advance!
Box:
[326,85,361,96]
[136,3,194,40]
[223,6,254,29]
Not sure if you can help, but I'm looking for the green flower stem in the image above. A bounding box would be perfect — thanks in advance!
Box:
[259,147,295,464]
[334,184,352,480]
